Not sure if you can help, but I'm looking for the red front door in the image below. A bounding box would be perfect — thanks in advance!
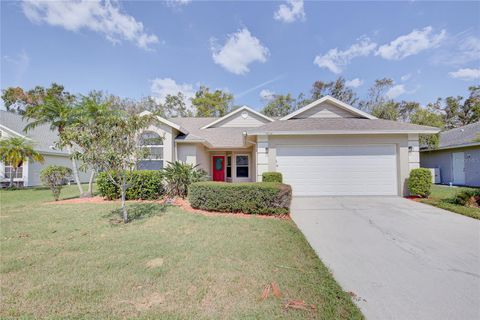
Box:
[212,156,225,181]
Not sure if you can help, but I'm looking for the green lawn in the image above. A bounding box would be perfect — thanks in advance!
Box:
[0,186,362,319]
[420,185,480,220]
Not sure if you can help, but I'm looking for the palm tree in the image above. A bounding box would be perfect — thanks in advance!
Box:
[0,137,44,187]
[22,94,88,196]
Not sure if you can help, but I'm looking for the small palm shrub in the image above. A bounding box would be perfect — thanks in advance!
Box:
[454,189,480,207]
[40,165,72,201]
[408,168,432,198]
[163,161,208,198]
[262,172,283,183]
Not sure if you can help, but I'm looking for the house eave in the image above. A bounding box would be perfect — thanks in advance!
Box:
[249,129,440,136]
[421,142,480,152]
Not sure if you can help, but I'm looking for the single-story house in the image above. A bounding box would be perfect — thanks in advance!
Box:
[0,110,91,187]
[420,122,480,187]
[139,96,439,196]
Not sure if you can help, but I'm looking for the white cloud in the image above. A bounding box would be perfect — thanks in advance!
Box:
[22,0,159,50]
[313,37,377,74]
[150,78,196,107]
[386,84,406,99]
[259,89,276,102]
[400,74,411,81]
[167,0,191,6]
[211,28,269,75]
[3,50,30,85]
[448,68,480,81]
[432,32,480,66]
[376,26,446,60]
[345,78,363,88]
[274,0,305,23]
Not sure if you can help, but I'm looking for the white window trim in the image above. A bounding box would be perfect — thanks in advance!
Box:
[235,154,250,179]
[226,155,232,179]
[139,131,164,169]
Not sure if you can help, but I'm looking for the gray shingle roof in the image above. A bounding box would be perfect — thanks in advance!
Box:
[168,117,248,147]
[0,111,67,155]
[437,122,480,149]
[247,118,440,135]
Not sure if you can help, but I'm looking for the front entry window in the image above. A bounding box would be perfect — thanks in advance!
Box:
[236,155,249,178]
[226,156,232,178]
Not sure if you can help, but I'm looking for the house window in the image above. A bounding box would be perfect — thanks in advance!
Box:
[138,131,164,170]
[226,156,232,178]
[4,162,23,179]
[236,155,249,178]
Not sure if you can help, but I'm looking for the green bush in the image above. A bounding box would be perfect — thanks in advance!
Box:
[408,168,432,198]
[188,182,292,215]
[97,170,164,200]
[40,165,72,201]
[454,189,480,207]
[262,172,283,183]
[163,161,208,198]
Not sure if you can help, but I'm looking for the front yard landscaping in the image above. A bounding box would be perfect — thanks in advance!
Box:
[420,185,480,220]
[0,185,362,319]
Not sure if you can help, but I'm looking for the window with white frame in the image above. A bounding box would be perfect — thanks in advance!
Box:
[236,155,249,178]
[4,162,23,179]
[138,131,164,170]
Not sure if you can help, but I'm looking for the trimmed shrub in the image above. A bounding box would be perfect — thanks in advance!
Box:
[188,182,292,215]
[408,168,432,198]
[454,189,480,207]
[262,172,283,183]
[40,165,72,201]
[97,170,164,200]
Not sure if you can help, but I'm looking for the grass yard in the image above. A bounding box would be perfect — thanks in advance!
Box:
[0,185,362,320]
[420,185,480,220]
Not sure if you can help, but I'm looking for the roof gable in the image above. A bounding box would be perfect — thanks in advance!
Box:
[201,106,273,129]
[281,96,376,120]
[139,111,189,134]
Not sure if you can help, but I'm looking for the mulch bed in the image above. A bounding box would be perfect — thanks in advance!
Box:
[45,196,290,220]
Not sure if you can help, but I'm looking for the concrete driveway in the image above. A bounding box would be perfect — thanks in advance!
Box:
[291,197,480,320]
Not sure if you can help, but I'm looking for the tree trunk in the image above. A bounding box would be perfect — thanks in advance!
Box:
[67,145,84,196]
[9,167,15,188]
[85,170,95,197]
[121,174,128,223]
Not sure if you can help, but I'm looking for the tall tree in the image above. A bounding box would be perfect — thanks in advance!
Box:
[261,94,296,117]
[311,77,358,105]
[162,92,193,117]
[459,86,480,126]
[65,106,154,223]
[21,85,88,197]
[192,86,234,117]
[359,78,394,113]
[0,137,44,187]
[371,101,400,121]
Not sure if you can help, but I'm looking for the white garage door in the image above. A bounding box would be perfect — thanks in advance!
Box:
[276,145,398,196]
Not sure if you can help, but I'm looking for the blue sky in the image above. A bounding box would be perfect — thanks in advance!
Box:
[1,0,479,111]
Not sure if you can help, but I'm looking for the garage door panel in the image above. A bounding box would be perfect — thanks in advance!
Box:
[277,145,397,196]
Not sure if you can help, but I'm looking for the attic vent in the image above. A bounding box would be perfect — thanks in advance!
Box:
[241,111,249,119]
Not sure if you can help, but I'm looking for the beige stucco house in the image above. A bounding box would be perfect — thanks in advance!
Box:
[139,96,439,196]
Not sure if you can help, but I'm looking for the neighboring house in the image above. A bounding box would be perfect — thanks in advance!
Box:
[0,111,91,187]
[420,122,480,187]
[140,96,439,196]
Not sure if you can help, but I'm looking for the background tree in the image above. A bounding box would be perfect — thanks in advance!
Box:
[410,107,445,149]
[359,78,394,113]
[261,94,296,117]
[1,83,74,114]
[371,101,400,121]
[311,77,358,106]
[162,92,193,117]
[192,86,233,117]
[40,165,72,201]
[0,137,44,187]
